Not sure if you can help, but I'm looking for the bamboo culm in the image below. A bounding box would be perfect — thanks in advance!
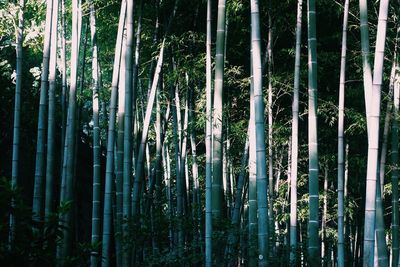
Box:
[250,0,269,265]
[307,0,320,264]
[337,0,349,265]
[290,0,302,265]
[32,0,54,220]
[101,1,126,266]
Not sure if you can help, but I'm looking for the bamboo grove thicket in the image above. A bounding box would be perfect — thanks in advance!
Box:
[1,0,400,266]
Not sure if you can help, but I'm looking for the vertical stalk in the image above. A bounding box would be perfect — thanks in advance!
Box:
[290,0,302,264]
[337,0,349,265]
[248,63,257,267]
[89,2,101,266]
[57,0,81,260]
[45,0,59,218]
[205,0,213,265]
[101,2,126,266]
[9,0,25,245]
[33,0,54,220]
[60,0,67,166]
[307,0,319,265]
[391,61,399,267]
[115,16,127,267]
[122,0,134,264]
[267,14,275,258]
[212,0,227,218]
[362,0,389,265]
[250,1,269,265]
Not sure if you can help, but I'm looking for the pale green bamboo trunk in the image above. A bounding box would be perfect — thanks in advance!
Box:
[337,0,349,266]
[212,0,227,219]
[307,0,320,265]
[180,93,190,218]
[57,0,81,260]
[391,60,399,267]
[45,0,59,218]
[132,0,143,177]
[189,87,201,240]
[250,1,269,265]
[10,0,25,245]
[89,2,101,266]
[373,2,390,267]
[115,21,126,267]
[359,0,374,263]
[122,0,134,264]
[171,80,184,255]
[205,0,213,265]
[378,85,393,194]
[362,0,389,265]
[60,0,67,165]
[267,15,275,258]
[101,2,126,266]
[290,0,302,265]
[322,165,328,264]
[248,64,257,267]
[33,0,54,220]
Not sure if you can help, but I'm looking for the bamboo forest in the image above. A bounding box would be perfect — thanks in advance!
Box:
[1,0,400,266]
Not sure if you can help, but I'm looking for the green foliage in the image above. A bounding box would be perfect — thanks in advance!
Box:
[0,177,63,267]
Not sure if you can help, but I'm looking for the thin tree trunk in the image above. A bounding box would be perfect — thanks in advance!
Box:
[250,1,269,264]
[115,18,127,267]
[101,1,126,266]
[163,142,174,251]
[375,170,388,266]
[179,89,189,218]
[322,165,328,266]
[248,63,257,267]
[33,0,54,220]
[132,0,143,175]
[391,60,399,267]
[337,0,349,265]
[89,2,101,266]
[307,0,320,264]
[290,0,302,264]
[171,73,184,256]
[122,0,135,264]
[44,0,59,219]
[9,0,25,245]
[189,86,200,242]
[57,0,81,260]
[205,0,213,265]
[212,0,227,219]
[378,86,394,193]
[60,0,67,167]
[267,14,275,258]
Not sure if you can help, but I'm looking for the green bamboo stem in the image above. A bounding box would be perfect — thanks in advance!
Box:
[101,1,126,266]
[33,0,53,220]
[307,0,320,265]
[89,2,101,266]
[9,0,25,245]
[337,0,349,265]
[212,0,227,219]
[205,0,213,265]
[290,0,302,265]
[362,0,389,265]
[250,1,269,265]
